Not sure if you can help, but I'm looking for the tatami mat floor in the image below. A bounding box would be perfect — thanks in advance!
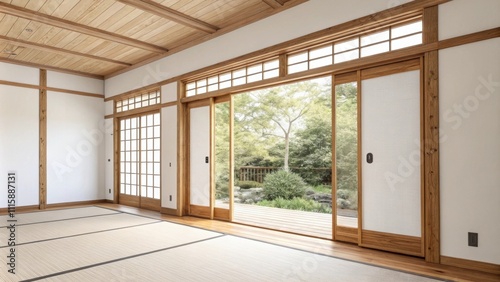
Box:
[0,206,447,282]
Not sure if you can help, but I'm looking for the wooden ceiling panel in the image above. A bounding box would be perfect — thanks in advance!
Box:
[37,0,64,16]
[206,1,271,28]
[148,26,204,49]
[87,2,130,29]
[73,1,118,26]
[0,0,307,77]
[0,14,19,36]
[24,0,45,11]
[5,17,30,38]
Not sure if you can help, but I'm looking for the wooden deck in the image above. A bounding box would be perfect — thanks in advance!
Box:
[230,203,357,239]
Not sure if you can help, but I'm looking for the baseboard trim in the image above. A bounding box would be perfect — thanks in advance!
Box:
[160,207,178,216]
[441,255,500,275]
[46,199,107,209]
[0,205,39,214]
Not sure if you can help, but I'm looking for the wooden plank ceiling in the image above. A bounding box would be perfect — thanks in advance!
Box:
[0,0,305,78]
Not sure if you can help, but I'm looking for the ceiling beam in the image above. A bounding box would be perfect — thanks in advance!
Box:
[0,35,132,67]
[116,0,219,34]
[262,0,284,9]
[0,2,167,53]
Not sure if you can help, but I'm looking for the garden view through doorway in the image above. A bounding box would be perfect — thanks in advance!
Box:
[214,76,359,238]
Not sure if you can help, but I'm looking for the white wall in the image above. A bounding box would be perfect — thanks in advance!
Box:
[105,0,412,97]
[47,92,105,204]
[439,0,500,265]
[47,70,104,95]
[161,106,177,209]
[0,85,39,207]
[0,62,39,85]
[161,82,177,103]
[439,38,500,264]
[439,0,500,40]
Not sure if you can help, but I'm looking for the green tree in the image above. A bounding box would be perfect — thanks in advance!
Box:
[335,83,358,194]
[234,80,324,170]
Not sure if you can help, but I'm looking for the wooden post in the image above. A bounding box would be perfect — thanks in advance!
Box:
[423,6,440,263]
[39,69,47,210]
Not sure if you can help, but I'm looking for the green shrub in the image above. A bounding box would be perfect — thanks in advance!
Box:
[336,198,351,209]
[262,170,306,200]
[257,197,332,214]
[312,185,332,194]
[236,181,263,189]
[336,189,350,200]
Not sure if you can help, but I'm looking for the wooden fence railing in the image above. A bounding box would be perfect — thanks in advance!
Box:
[239,166,279,183]
[238,166,332,184]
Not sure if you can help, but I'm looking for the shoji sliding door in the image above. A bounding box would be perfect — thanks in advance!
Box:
[359,59,424,256]
[188,101,212,218]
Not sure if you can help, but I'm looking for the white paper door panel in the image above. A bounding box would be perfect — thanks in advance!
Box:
[189,106,210,206]
[361,70,421,237]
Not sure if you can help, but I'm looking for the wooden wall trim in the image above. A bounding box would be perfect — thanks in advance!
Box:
[109,104,163,119]
[0,79,104,99]
[0,205,39,214]
[44,86,104,99]
[423,5,440,264]
[45,200,108,209]
[0,79,39,90]
[39,69,47,210]
[438,27,500,49]
[440,256,500,276]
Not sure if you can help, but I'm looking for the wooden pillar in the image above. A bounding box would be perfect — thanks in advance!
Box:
[113,116,120,204]
[39,69,47,209]
[423,6,440,263]
[177,81,187,216]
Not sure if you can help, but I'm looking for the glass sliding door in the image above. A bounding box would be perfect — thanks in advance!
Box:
[333,72,359,243]
[214,97,233,220]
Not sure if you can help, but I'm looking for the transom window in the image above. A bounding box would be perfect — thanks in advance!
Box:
[116,89,161,113]
[288,20,423,74]
[186,58,280,97]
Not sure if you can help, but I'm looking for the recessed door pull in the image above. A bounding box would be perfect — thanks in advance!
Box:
[367,153,373,164]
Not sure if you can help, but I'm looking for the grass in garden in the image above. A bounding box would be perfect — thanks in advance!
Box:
[257,197,332,214]
[311,184,332,194]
